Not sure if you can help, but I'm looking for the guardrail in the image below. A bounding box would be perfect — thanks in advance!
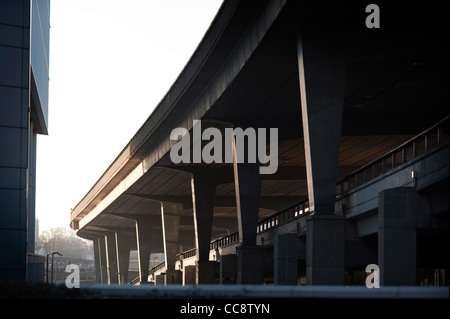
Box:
[175,247,197,262]
[175,198,310,262]
[257,198,310,233]
[337,116,449,196]
[128,275,140,285]
[210,232,240,251]
[129,261,167,284]
[148,261,166,276]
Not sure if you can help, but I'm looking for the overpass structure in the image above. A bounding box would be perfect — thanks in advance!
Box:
[70,0,449,286]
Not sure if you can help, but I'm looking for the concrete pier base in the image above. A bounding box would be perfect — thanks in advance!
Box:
[183,265,196,285]
[378,188,417,286]
[164,269,182,285]
[236,245,264,284]
[196,260,216,284]
[306,215,345,285]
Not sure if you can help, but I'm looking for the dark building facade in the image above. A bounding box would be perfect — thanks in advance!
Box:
[0,0,50,281]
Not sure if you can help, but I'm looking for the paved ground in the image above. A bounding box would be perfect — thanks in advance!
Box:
[1,281,447,317]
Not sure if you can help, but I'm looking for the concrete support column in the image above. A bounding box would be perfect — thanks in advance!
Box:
[105,232,119,284]
[161,201,183,284]
[234,162,261,246]
[161,202,182,270]
[296,31,346,215]
[98,236,108,284]
[233,136,263,284]
[93,237,102,283]
[190,171,216,284]
[233,129,264,284]
[191,171,215,261]
[115,231,132,284]
[136,219,153,283]
[297,31,346,286]
[306,215,345,285]
[378,187,417,286]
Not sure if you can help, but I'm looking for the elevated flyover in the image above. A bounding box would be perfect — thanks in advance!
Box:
[70,0,449,286]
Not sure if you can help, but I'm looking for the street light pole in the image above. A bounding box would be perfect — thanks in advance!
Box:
[51,253,55,284]
[46,252,63,284]
[46,253,49,283]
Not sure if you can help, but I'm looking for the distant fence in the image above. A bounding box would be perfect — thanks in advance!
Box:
[47,256,96,284]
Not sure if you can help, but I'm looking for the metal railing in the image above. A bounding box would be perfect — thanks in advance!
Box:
[256,198,309,233]
[175,198,311,261]
[129,261,167,284]
[128,275,140,285]
[175,248,197,262]
[210,232,240,251]
[149,261,166,275]
[337,116,449,196]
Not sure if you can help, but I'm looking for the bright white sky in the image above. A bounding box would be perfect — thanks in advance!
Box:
[35,0,224,234]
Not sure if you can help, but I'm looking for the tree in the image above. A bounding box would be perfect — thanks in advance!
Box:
[38,226,94,260]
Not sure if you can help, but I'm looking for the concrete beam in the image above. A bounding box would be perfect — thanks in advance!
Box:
[88,225,135,235]
[103,212,161,224]
[126,193,301,211]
